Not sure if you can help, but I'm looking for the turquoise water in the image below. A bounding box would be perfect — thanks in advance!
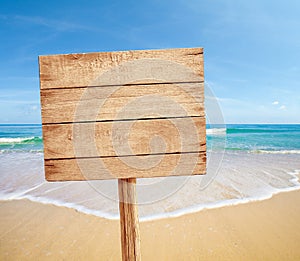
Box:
[1,124,300,154]
[0,124,299,220]
[207,124,300,153]
[0,124,42,152]
[225,124,300,153]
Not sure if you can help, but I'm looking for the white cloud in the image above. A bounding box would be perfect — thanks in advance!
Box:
[214,97,244,104]
[279,105,286,110]
[30,105,38,111]
[272,101,279,105]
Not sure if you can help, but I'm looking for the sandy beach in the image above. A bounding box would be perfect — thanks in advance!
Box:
[1,190,300,260]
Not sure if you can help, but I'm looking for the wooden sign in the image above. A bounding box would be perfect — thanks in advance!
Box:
[39,47,206,261]
[39,48,206,181]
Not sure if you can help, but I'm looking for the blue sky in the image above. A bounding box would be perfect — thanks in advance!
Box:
[0,0,299,123]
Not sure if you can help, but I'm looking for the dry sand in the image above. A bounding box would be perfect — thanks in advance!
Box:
[1,190,300,260]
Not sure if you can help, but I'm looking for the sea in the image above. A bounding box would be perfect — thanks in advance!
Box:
[0,124,300,221]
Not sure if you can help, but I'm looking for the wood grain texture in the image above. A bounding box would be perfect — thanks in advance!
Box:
[39,47,206,180]
[44,152,206,181]
[118,178,141,261]
[39,48,203,89]
[42,117,206,159]
[40,82,204,124]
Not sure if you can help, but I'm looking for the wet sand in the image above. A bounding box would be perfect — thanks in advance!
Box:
[1,190,300,260]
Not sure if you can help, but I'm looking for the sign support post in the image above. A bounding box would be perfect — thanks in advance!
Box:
[118,178,141,261]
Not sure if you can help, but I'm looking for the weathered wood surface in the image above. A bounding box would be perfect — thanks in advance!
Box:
[39,47,206,181]
[40,82,204,124]
[39,48,204,89]
[118,178,141,261]
[44,152,206,181]
[43,117,206,159]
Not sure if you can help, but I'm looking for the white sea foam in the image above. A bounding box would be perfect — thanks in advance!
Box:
[0,152,300,221]
[206,128,226,135]
[0,149,43,154]
[0,137,35,143]
[253,150,300,154]
[1,174,299,222]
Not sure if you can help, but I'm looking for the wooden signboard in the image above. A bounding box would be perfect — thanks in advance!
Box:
[39,47,206,260]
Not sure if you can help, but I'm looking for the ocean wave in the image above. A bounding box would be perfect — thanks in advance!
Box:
[2,175,299,222]
[0,149,43,154]
[226,128,298,134]
[252,150,300,154]
[0,136,42,144]
[206,128,226,135]
[0,151,299,222]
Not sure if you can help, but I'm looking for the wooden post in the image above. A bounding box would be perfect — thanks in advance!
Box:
[118,178,141,261]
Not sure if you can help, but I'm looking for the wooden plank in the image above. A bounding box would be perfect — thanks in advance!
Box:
[39,47,206,181]
[40,82,204,124]
[118,178,141,261]
[39,48,204,89]
[42,117,206,159]
[44,152,206,181]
